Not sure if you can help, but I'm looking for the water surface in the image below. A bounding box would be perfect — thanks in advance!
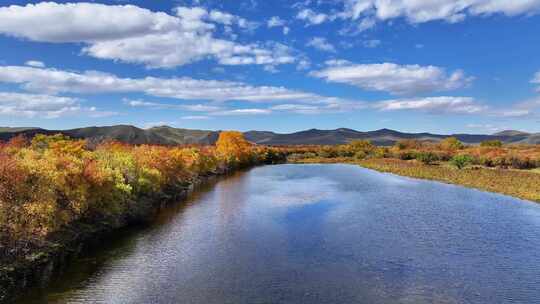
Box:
[19,164,540,304]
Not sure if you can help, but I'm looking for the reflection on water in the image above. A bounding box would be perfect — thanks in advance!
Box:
[18,164,540,304]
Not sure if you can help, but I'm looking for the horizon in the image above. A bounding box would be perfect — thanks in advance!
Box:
[1,1,540,133]
[0,123,533,137]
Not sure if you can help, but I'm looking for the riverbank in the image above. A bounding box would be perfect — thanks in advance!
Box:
[1,171,229,303]
[0,132,287,303]
[292,157,540,203]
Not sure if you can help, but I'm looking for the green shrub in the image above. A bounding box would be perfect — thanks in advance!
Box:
[450,155,473,169]
[416,152,439,165]
[480,140,503,147]
[354,151,367,160]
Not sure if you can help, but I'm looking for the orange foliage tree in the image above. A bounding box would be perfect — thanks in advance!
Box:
[215,131,253,166]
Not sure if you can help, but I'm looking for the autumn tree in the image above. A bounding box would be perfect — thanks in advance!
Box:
[215,131,253,166]
[480,140,503,147]
[8,134,29,148]
[440,137,464,151]
[349,140,375,153]
[395,139,423,150]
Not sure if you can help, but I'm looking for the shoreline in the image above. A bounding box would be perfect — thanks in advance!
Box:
[0,169,235,303]
[292,157,540,203]
[3,158,539,302]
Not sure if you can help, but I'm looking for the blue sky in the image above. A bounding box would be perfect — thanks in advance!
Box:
[0,0,539,134]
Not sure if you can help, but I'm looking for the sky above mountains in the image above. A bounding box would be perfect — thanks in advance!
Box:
[0,0,539,133]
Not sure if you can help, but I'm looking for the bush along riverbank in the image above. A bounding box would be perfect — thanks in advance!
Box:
[0,131,287,302]
[287,138,540,203]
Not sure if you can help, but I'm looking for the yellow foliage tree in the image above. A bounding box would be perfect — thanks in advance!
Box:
[440,137,464,151]
[215,131,253,166]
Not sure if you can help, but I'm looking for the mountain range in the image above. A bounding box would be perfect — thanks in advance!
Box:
[0,125,538,146]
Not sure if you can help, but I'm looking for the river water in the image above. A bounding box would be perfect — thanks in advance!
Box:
[19,164,540,304]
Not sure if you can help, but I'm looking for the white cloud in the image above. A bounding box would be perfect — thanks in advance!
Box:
[142,121,174,129]
[374,96,486,114]
[211,108,271,116]
[311,62,473,95]
[267,16,289,34]
[497,96,540,118]
[296,9,330,25]
[363,39,380,48]
[532,71,540,91]
[0,65,362,106]
[489,109,531,117]
[24,60,45,68]
[209,10,240,26]
[263,65,279,73]
[0,92,113,118]
[0,2,290,69]
[271,101,366,114]
[181,115,211,120]
[337,0,540,29]
[295,1,540,31]
[372,96,536,118]
[296,59,312,71]
[0,2,185,42]
[306,37,336,52]
[267,16,286,27]
[324,59,352,66]
[124,98,221,112]
[466,124,508,133]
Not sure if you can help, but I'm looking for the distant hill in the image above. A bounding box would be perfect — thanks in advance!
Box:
[492,130,531,137]
[0,125,219,146]
[244,128,539,146]
[0,127,40,133]
[0,125,538,146]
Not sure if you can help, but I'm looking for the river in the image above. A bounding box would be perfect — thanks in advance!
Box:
[18,164,540,304]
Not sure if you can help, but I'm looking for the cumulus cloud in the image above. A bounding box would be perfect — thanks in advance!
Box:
[296,59,312,71]
[311,62,473,95]
[296,9,330,25]
[306,37,336,52]
[24,60,45,68]
[374,96,486,114]
[295,1,540,31]
[124,98,221,112]
[271,100,366,114]
[372,96,537,118]
[268,16,286,27]
[0,92,112,118]
[339,0,540,24]
[267,16,290,34]
[0,2,291,68]
[208,9,252,28]
[0,65,363,107]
